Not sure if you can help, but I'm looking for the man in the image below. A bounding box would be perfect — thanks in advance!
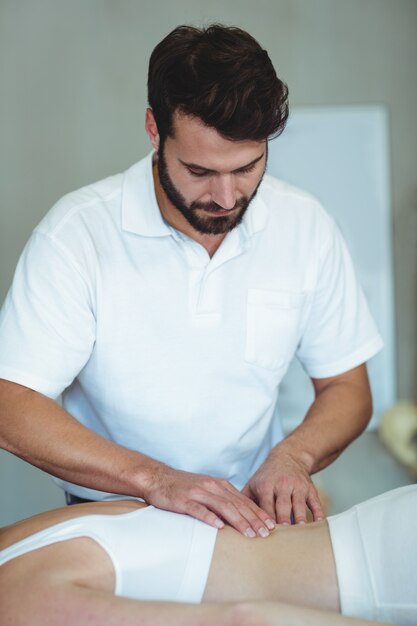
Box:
[0,25,382,537]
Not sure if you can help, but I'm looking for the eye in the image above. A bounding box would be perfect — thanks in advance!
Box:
[236,163,257,175]
[187,168,209,178]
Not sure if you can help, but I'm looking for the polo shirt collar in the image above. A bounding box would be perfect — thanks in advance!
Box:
[121,151,170,237]
[241,186,269,239]
[121,150,269,239]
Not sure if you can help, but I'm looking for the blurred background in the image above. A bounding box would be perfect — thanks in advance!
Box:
[0,0,416,524]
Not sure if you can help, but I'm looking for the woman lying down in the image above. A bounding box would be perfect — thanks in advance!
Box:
[0,484,415,626]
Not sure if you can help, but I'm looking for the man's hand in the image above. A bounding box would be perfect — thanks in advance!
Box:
[242,365,373,525]
[241,448,325,525]
[141,464,276,537]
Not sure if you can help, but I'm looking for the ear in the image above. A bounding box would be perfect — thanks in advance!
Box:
[145,108,160,151]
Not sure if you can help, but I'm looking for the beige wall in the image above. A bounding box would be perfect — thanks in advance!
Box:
[0,0,416,521]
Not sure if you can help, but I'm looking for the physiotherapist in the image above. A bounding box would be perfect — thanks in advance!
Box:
[0,24,383,538]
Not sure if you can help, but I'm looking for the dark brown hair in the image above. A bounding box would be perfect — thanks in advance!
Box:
[147,24,289,143]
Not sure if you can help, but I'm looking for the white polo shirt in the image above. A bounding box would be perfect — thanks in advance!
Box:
[0,152,383,498]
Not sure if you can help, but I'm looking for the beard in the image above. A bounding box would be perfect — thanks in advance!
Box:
[157,146,266,236]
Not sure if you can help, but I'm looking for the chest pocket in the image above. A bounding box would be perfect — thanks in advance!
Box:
[245,289,305,370]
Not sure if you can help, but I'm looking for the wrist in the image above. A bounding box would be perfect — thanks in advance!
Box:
[122,455,167,500]
[271,436,316,474]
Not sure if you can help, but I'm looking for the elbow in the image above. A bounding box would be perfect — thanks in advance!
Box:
[228,603,268,626]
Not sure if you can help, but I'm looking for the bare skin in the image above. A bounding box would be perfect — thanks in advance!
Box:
[0,502,389,626]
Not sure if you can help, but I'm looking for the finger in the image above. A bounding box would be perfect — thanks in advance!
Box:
[253,488,277,525]
[233,496,276,536]
[198,493,271,538]
[307,490,325,521]
[291,491,308,524]
[238,490,276,530]
[214,480,275,531]
[275,489,293,525]
[184,500,225,529]
[207,497,256,537]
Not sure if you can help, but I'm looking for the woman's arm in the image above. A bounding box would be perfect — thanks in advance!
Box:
[0,574,390,626]
[236,601,390,626]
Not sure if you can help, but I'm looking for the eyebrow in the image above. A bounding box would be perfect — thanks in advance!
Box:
[179,152,265,174]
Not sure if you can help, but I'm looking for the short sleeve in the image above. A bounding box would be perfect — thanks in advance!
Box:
[296,217,383,378]
[0,231,96,398]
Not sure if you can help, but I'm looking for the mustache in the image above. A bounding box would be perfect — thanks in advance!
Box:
[189,197,247,212]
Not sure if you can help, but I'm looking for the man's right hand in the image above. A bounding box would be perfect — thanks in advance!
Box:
[141,464,275,537]
[0,380,273,538]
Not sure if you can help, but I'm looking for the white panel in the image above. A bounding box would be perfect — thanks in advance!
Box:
[267,106,395,430]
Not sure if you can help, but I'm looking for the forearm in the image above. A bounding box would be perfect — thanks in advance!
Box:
[0,379,160,498]
[58,596,391,626]
[236,601,390,626]
[276,365,372,474]
[6,583,389,626]
[0,379,274,534]
[2,577,237,626]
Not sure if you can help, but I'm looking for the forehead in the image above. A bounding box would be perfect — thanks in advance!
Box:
[165,111,265,172]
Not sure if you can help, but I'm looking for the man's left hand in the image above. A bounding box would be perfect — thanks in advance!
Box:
[241,448,325,524]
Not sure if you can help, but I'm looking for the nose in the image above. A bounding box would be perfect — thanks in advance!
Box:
[210,174,236,210]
